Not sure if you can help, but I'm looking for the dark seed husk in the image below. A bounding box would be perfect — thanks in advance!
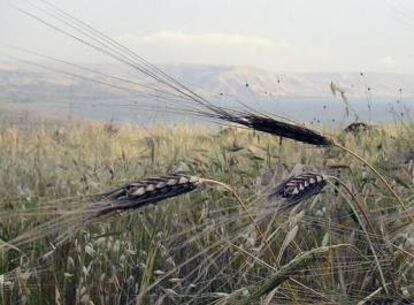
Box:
[268,172,327,210]
[344,122,371,134]
[220,113,332,146]
[92,174,200,216]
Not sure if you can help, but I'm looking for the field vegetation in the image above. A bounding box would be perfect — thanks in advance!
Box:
[0,121,413,304]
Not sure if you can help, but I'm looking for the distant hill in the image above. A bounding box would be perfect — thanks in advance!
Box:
[163,64,414,99]
[0,63,412,124]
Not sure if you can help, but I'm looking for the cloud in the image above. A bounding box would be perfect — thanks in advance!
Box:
[118,31,289,49]
[378,56,395,66]
[116,31,294,70]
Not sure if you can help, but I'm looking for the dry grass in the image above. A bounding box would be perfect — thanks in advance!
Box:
[0,122,413,304]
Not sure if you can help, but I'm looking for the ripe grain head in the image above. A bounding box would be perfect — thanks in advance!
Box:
[222,113,333,146]
[88,174,201,216]
[268,172,327,210]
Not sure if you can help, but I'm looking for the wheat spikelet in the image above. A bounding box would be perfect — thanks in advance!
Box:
[344,122,371,134]
[87,174,201,216]
[268,172,327,210]
[221,113,333,146]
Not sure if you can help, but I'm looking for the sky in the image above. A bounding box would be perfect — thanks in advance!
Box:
[2,0,414,73]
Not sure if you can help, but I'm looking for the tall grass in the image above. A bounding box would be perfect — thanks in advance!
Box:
[0,122,414,304]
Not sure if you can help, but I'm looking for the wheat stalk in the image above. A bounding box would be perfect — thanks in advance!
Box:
[235,244,353,305]
[221,113,407,214]
[267,172,391,294]
[1,174,252,254]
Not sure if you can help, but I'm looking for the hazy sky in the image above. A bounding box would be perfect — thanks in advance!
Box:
[2,0,414,72]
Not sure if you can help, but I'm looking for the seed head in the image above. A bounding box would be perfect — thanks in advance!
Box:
[222,113,332,146]
[94,174,200,216]
[268,172,327,210]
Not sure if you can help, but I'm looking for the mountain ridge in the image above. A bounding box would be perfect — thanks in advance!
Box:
[1,62,413,100]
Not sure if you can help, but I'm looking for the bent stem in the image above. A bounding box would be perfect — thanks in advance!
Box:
[333,142,409,217]
[236,244,353,305]
[326,175,375,233]
[200,178,303,304]
[326,178,389,295]
[199,178,278,262]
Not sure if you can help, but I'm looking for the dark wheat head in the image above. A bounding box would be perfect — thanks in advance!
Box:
[344,122,370,134]
[221,113,333,146]
[268,172,327,210]
[92,174,200,216]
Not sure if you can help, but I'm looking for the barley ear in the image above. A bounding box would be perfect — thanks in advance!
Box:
[95,174,201,216]
[224,114,333,146]
[268,172,327,210]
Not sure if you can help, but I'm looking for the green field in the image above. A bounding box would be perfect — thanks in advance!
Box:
[0,122,413,305]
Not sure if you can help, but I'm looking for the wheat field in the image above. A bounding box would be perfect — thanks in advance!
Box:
[0,121,413,305]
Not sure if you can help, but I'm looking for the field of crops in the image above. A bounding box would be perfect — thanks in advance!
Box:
[0,121,413,305]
